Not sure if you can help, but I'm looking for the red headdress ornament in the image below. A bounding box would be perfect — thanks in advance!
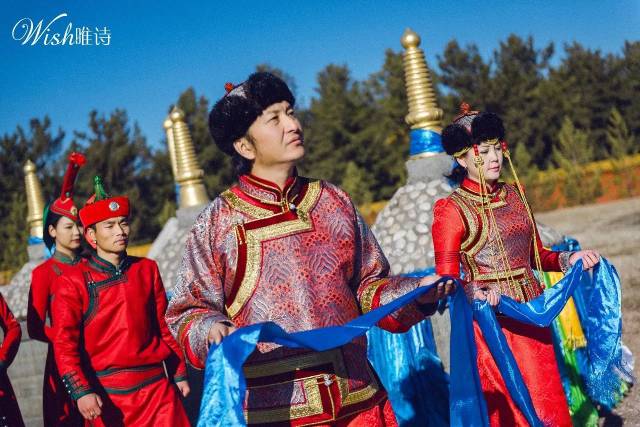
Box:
[79,176,130,248]
[43,152,86,249]
[48,152,86,221]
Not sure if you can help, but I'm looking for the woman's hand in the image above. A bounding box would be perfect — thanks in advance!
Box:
[474,288,501,307]
[569,250,600,270]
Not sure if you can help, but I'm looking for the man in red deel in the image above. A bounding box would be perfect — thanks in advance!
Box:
[51,176,190,426]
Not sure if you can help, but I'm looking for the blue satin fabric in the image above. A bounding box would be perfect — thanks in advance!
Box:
[409,129,444,156]
[367,266,449,426]
[449,258,623,426]
[197,280,448,427]
[367,324,449,426]
[579,259,624,407]
[554,239,629,408]
[198,258,622,426]
[448,263,583,427]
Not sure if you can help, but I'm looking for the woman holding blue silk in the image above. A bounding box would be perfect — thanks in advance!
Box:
[432,104,600,426]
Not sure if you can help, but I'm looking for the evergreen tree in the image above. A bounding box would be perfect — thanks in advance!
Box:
[341,161,373,205]
[0,193,28,271]
[607,107,638,197]
[617,42,640,138]
[437,40,492,121]
[607,107,637,158]
[0,118,64,270]
[360,49,411,200]
[302,64,375,191]
[553,117,601,205]
[72,110,158,243]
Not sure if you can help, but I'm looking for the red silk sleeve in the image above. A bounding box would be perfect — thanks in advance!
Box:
[0,294,21,367]
[152,263,188,381]
[27,265,52,342]
[52,275,94,400]
[352,206,424,333]
[432,198,465,277]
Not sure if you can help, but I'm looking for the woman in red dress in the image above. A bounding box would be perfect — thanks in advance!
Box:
[432,105,600,426]
[27,153,85,427]
[0,293,25,427]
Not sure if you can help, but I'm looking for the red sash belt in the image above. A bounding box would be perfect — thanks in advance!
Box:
[95,363,165,395]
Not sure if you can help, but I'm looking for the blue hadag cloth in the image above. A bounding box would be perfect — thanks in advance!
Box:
[409,129,443,156]
[554,239,630,408]
[449,259,623,426]
[198,259,622,427]
[449,263,585,427]
[367,266,449,427]
[580,260,624,405]
[197,279,449,427]
[368,322,449,427]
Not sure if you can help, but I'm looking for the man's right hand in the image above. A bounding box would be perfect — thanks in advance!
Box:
[77,393,102,420]
[416,275,456,305]
[207,321,237,346]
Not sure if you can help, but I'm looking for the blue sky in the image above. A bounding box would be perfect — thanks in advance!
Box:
[2,0,638,150]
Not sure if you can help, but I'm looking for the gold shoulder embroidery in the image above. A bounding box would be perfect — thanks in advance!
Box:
[225,180,322,318]
[221,189,274,219]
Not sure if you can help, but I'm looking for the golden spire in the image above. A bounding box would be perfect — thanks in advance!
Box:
[170,107,209,208]
[163,115,179,180]
[24,160,45,239]
[401,28,443,132]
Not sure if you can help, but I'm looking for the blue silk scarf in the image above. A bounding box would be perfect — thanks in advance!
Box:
[450,258,623,426]
[198,259,622,427]
[368,266,449,427]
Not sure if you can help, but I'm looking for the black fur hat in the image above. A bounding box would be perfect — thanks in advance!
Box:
[471,112,505,144]
[208,72,295,155]
[442,103,506,157]
[441,123,472,156]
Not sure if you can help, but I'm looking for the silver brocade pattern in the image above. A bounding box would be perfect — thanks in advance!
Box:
[165,179,425,416]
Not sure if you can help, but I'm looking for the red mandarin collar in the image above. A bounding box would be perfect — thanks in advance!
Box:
[238,171,300,204]
[461,177,502,197]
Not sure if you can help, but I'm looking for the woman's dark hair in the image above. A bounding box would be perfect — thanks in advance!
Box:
[43,210,63,250]
[446,163,468,185]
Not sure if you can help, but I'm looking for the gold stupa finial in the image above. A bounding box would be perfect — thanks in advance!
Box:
[401,28,443,133]
[24,160,45,239]
[163,115,179,180]
[170,107,209,208]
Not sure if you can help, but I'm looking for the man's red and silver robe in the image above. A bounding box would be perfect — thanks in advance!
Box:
[166,174,429,426]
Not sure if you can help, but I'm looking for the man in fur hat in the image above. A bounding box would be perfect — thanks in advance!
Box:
[166,72,454,425]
